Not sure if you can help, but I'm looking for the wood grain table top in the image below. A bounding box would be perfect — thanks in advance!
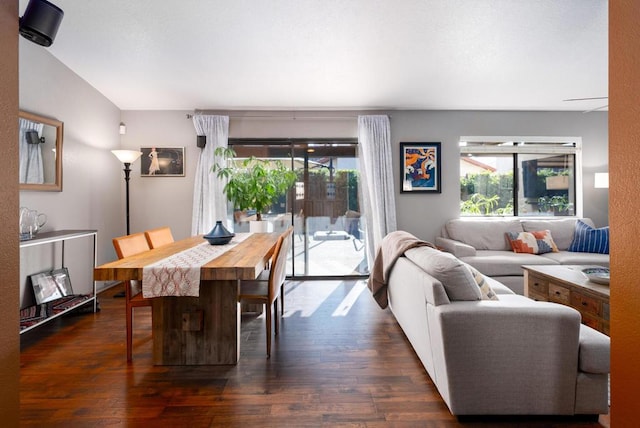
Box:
[94,232,280,282]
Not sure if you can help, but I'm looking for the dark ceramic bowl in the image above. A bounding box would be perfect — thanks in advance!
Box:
[203,234,234,245]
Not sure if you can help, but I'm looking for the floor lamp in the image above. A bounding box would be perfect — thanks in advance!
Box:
[112,150,143,235]
[111,150,142,298]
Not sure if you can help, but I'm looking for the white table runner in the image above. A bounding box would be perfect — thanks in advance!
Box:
[142,233,250,298]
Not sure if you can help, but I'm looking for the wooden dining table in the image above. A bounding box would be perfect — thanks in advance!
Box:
[94,232,280,365]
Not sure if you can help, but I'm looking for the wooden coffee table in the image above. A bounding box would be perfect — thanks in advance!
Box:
[523,265,610,335]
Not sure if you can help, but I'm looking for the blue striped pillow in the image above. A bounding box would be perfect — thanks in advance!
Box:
[568,220,609,254]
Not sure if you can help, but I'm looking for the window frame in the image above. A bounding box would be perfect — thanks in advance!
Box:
[459,136,583,218]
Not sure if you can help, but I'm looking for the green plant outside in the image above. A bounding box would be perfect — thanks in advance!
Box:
[538,195,573,213]
[460,169,574,216]
[212,147,297,221]
[460,171,514,215]
[340,170,360,212]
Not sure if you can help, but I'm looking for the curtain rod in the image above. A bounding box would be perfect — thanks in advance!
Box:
[185,113,390,120]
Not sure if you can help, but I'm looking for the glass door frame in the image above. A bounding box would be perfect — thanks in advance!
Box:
[228,138,367,280]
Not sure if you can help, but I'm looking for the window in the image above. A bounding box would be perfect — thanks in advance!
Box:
[459,137,582,217]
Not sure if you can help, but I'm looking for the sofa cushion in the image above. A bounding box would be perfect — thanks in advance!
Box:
[506,230,558,254]
[445,219,523,251]
[568,220,610,254]
[539,251,610,267]
[404,247,482,301]
[521,218,594,250]
[464,263,499,300]
[460,250,559,277]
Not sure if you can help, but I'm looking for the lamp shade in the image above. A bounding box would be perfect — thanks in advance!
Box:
[112,149,142,164]
[594,172,609,189]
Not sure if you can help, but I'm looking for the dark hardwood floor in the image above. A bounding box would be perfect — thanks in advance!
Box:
[20,280,609,427]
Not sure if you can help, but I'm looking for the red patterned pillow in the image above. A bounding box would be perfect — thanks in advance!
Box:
[506,230,558,254]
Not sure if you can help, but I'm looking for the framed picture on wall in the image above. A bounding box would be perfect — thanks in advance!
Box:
[400,142,441,193]
[140,147,185,177]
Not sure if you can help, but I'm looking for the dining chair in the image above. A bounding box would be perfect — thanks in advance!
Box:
[238,226,293,358]
[144,226,174,249]
[112,232,152,362]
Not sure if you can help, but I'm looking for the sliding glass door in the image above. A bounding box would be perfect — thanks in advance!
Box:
[229,139,367,278]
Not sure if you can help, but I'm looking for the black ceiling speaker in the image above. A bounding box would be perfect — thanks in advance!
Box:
[19,0,64,47]
[197,135,206,148]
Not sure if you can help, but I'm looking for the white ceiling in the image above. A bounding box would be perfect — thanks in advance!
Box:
[21,0,608,112]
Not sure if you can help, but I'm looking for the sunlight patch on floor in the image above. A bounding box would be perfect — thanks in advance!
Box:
[331,281,367,317]
[281,280,341,318]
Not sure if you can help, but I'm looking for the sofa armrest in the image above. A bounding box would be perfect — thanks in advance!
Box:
[429,296,582,415]
[579,324,610,374]
[435,236,476,257]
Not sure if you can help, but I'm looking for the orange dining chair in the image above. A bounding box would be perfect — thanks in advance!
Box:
[238,226,293,358]
[144,226,174,249]
[112,232,152,362]
[275,229,293,318]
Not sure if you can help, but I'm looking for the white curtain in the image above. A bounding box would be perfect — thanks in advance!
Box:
[19,118,44,184]
[357,115,397,266]
[191,115,229,235]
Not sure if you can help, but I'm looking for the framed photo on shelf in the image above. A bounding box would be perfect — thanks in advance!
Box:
[30,267,73,305]
[140,147,185,177]
[400,142,441,193]
[51,268,73,296]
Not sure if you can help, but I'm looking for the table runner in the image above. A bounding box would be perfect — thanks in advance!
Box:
[142,233,250,298]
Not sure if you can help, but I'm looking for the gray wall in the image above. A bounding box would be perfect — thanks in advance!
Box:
[118,110,362,240]
[392,110,609,241]
[19,39,122,305]
[121,109,608,246]
[118,110,196,240]
[18,44,608,306]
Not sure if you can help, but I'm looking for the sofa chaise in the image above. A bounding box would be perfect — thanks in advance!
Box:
[435,217,609,294]
[385,242,610,416]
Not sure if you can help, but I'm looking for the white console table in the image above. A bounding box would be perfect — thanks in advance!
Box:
[19,229,98,334]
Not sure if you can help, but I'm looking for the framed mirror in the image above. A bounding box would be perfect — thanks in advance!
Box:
[19,110,63,191]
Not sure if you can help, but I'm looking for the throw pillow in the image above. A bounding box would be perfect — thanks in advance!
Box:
[506,230,558,254]
[404,246,482,301]
[464,263,499,301]
[568,220,609,254]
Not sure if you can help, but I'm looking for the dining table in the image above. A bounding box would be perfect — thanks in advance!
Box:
[94,232,280,365]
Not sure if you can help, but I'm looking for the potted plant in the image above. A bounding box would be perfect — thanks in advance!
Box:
[212,147,297,231]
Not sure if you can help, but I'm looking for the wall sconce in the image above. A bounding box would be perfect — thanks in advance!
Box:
[594,172,609,189]
[119,122,127,135]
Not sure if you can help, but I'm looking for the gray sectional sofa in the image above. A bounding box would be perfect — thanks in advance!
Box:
[386,244,610,416]
[435,217,609,294]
